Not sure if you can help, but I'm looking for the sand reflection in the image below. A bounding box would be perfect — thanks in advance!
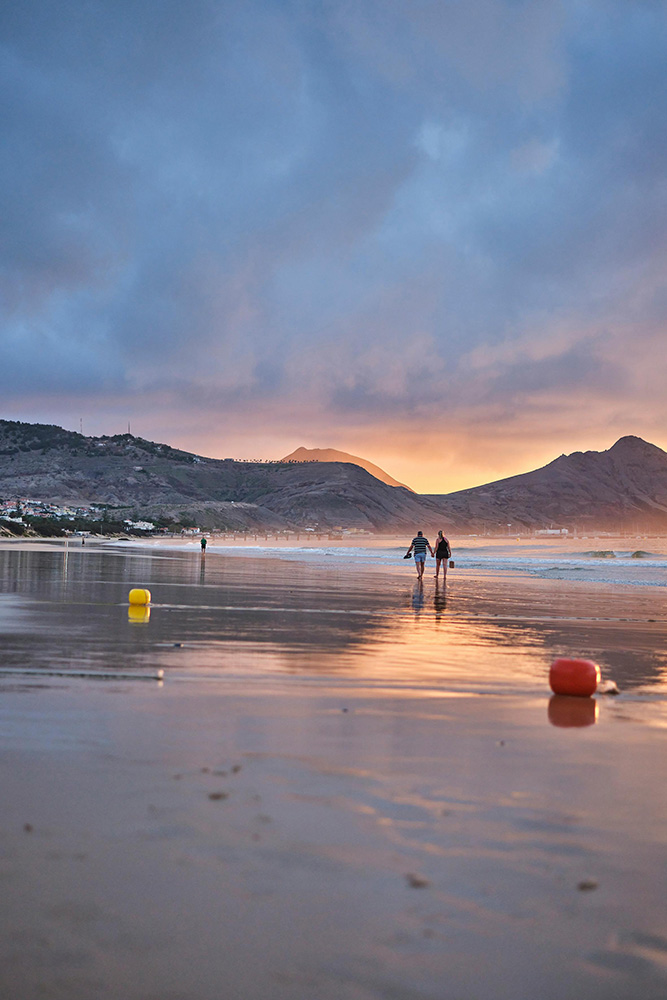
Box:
[548,695,599,727]
[0,544,666,695]
[1,542,667,999]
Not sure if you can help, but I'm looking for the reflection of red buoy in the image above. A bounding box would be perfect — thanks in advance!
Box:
[549,658,600,697]
[548,695,598,727]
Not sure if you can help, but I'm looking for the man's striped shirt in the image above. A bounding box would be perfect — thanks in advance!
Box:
[411,535,429,554]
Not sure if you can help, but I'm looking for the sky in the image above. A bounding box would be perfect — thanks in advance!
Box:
[1,0,666,493]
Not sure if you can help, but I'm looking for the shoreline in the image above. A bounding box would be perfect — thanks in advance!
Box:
[2,532,667,594]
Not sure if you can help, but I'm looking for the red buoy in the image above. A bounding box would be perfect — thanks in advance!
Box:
[549,658,600,697]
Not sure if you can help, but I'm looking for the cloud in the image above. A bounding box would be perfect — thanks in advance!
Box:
[1,0,666,491]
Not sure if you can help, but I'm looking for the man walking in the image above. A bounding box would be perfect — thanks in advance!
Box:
[405,530,433,580]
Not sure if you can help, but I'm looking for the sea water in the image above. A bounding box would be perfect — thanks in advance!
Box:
[1,537,665,696]
[124,534,667,587]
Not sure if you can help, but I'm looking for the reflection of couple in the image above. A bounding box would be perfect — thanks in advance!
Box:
[405,530,451,581]
[412,578,447,615]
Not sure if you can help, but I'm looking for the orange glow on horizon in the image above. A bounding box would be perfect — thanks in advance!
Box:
[15,402,665,497]
[171,423,667,496]
[158,433,661,494]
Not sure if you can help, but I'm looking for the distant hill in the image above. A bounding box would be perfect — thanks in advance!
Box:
[0,419,439,531]
[428,436,667,532]
[1,420,666,533]
[281,447,414,491]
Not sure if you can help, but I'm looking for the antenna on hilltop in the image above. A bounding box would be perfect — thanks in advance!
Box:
[80,418,83,435]
[128,420,131,435]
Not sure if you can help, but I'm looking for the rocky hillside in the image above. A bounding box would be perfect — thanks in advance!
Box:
[1,421,666,532]
[429,436,667,532]
[0,420,446,531]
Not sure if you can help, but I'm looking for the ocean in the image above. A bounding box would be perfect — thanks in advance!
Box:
[121,533,667,587]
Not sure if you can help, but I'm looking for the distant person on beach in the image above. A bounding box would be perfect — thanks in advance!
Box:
[434,530,451,580]
[405,530,433,580]
[200,536,207,551]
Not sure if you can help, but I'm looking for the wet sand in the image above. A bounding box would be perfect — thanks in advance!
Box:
[1,541,666,999]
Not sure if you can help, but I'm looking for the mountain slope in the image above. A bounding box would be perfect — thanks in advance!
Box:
[281,446,414,491]
[428,436,667,531]
[2,420,667,532]
[0,420,442,531]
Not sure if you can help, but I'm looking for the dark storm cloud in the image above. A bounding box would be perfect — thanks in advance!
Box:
[1,0,666,477]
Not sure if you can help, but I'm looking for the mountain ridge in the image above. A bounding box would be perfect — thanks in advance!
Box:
[1,420,666,533]
[280,446,414,491]
[0,419,438,531]
[426,435,667,531]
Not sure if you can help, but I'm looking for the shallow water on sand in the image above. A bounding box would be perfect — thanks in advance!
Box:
[0,540,666,694]
[1,541,666,1000]
[119,532,667,586]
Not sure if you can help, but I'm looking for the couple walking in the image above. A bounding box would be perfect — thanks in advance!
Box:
[405,530,451,581]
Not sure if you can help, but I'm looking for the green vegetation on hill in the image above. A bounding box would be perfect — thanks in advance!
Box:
[21,514,161,537]
[0,420,195,463]
[0,419,85,455]
[91,434,196,462]
[1,519,26,536]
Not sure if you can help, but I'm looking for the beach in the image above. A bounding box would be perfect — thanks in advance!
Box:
[1,537,666,999]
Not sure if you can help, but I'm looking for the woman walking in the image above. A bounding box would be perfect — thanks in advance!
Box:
[434,530,451,580]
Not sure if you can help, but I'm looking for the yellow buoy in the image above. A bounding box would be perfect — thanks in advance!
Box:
[128,605,151,624]
[128,588,151,606]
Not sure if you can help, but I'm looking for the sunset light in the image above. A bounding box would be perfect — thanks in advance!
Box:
[2,6,667,998]
[2,2,666,491]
